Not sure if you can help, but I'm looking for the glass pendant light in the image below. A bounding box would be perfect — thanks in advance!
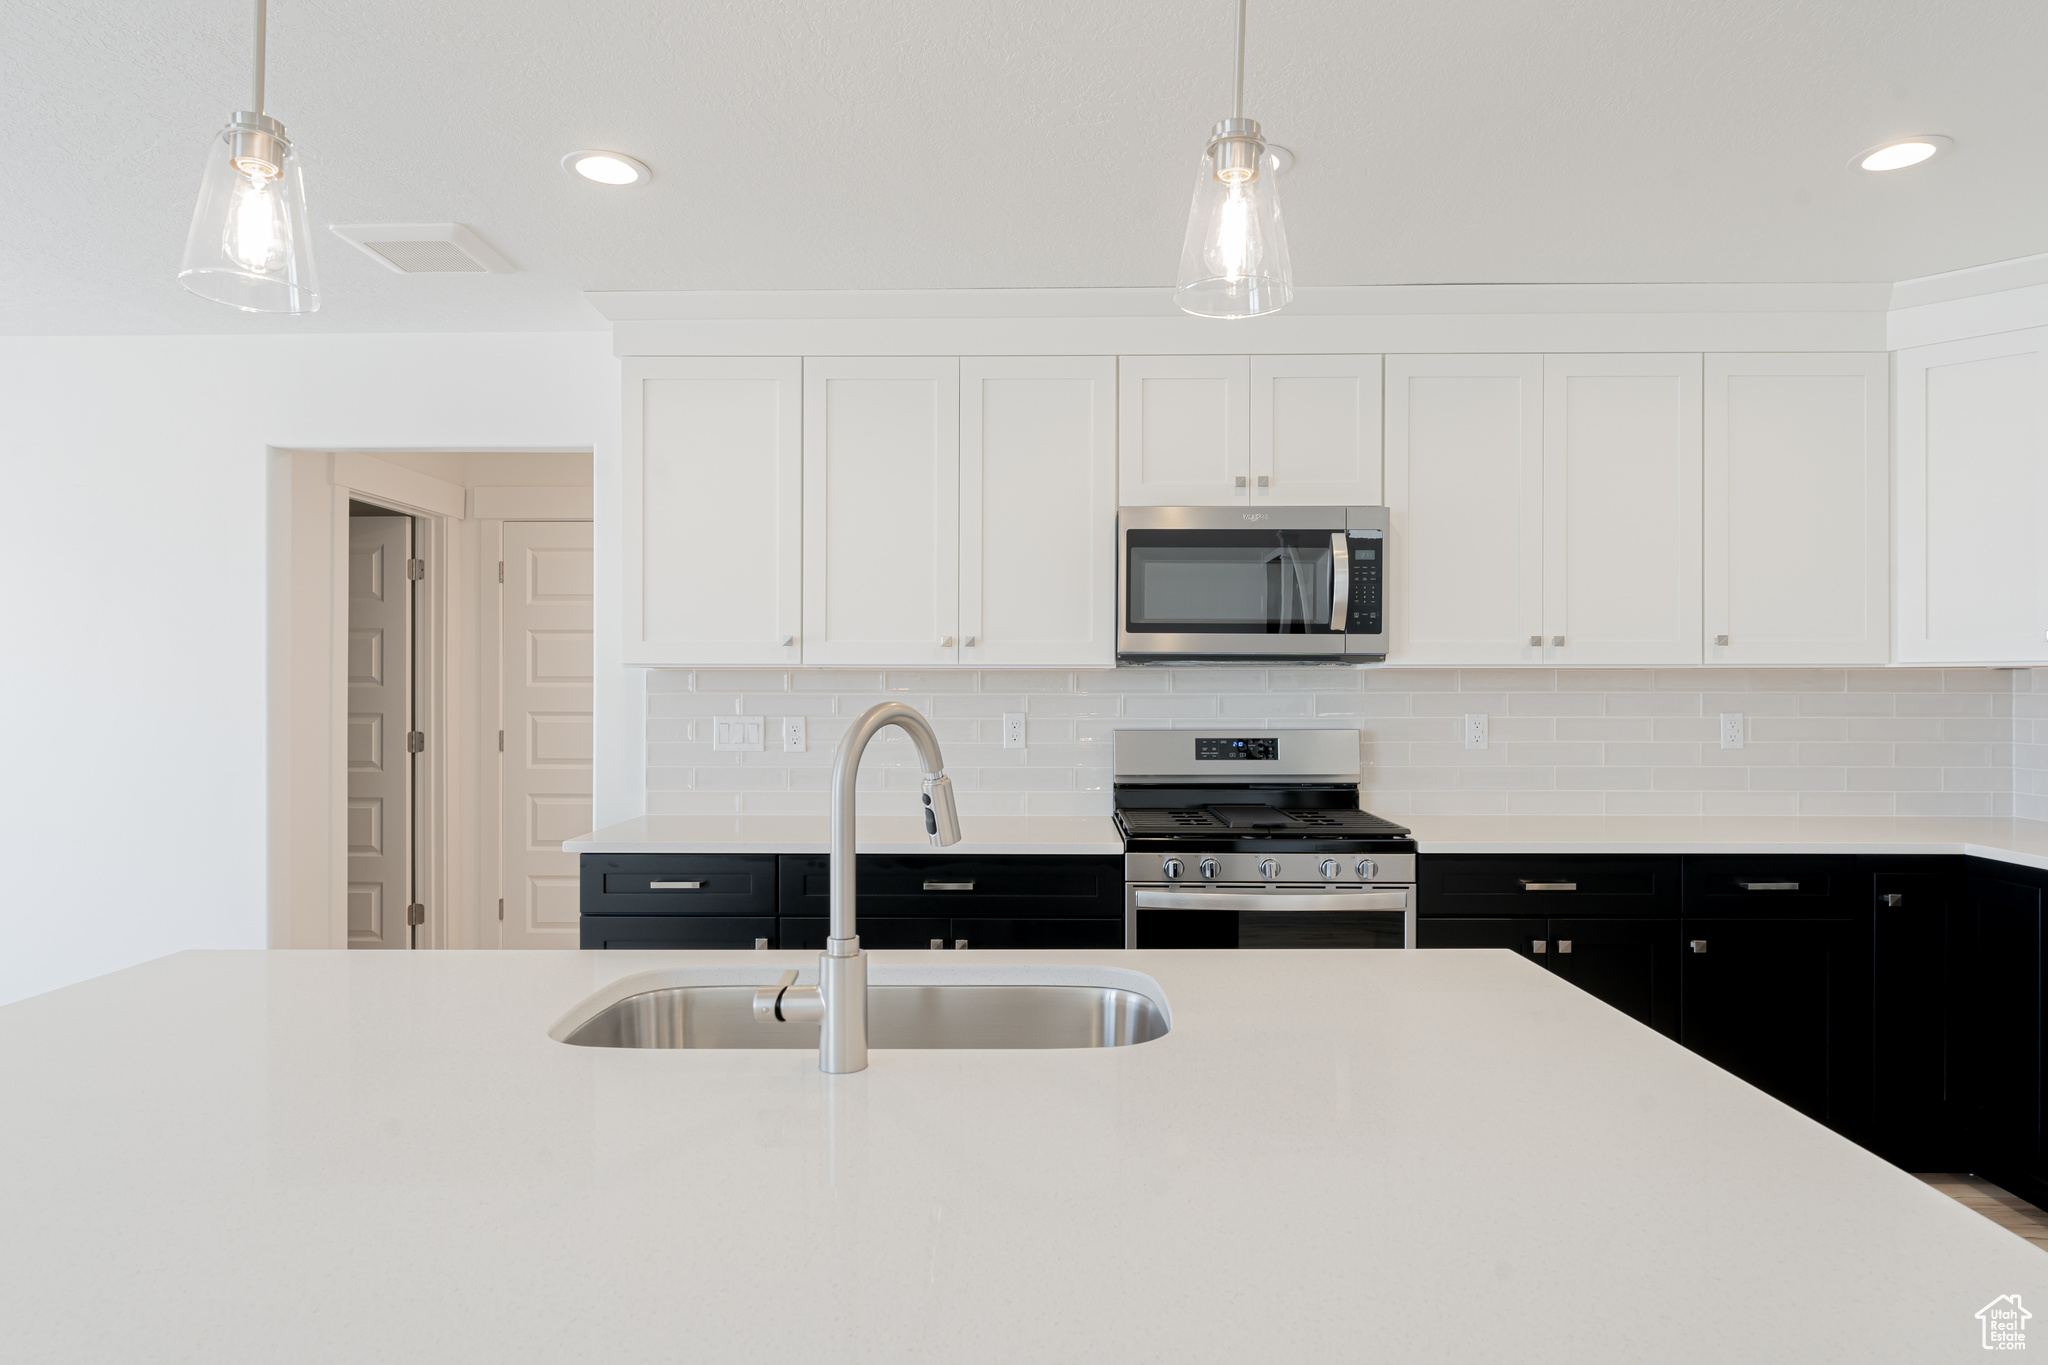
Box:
[1174,0,1292,318]
[179,0,319,313]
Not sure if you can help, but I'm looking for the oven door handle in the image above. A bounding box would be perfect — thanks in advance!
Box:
[1330,532,1349,633]
[1133,889,1410,913]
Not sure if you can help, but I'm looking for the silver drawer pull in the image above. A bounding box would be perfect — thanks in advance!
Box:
[1557,940,1573,954]
[1518,880,1577,892]
[953,939,970,950]
[923,881,975,891]
[754,938,769,950]
[1737,881,1799,892]
[1881,893,1904,907]
[1690,939,1708,953]
[930,938,945,950]
[650,881,705,890]
[1531,940,1547,954]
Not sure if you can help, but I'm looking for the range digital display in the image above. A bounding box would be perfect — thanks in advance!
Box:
[1197,737,1278,761]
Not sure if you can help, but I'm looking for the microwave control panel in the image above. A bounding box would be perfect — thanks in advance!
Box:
[1348,530,1384,636]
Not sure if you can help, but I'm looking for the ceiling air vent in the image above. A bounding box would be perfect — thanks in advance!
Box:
[329,223,517,274]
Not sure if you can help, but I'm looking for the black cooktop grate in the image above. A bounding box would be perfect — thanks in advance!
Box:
[1115,806,1410,838]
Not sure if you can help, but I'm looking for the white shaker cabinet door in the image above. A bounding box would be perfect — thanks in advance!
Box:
[1705,354,1889,665]
[1542,354,1703,666]
[802,357,961,668]
[1250,354,1384,504]
[1384,355,1545,665]
[622,357,802,667]
[960,357,1117,667]
[1117,355,1250,505]
[1896,328,2048,664]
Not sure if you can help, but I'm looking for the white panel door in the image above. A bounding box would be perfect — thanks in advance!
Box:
[1251,355,1384,504]
[1896,328,2048,664]
[960,357,1117,667]
[622,357,801,666]
[500,521,593,949]
[1705,354,1889,665]
[1543,355,1703,666]
[347,515,411,950]
[803,358,961,667]
[1384,355,1544,665]
[1117,355,1251,505]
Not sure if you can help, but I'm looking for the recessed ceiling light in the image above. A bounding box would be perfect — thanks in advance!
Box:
[1851,135,1953,171]
[562,150,650,186]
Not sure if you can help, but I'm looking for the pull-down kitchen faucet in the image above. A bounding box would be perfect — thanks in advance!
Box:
[753,702,961,1072]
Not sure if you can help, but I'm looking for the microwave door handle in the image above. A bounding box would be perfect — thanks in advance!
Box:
[1330,532,1349,632]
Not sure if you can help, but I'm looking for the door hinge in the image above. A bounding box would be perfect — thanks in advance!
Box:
[406,730,425,753]
[406,903,425,927]
[407,557,425,581]
[497,729,504,752]
[497,897,504,922]
[497,560,504,584]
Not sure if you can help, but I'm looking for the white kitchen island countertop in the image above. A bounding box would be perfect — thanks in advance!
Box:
[566,812,1125,855]
[1407,813,2048,871]
[3,947,2040,1363]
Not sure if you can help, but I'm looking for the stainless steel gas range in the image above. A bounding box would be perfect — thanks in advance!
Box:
[1112,729,1417,949]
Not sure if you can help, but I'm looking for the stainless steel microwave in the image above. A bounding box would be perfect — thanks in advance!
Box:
[1117,506,1389,664]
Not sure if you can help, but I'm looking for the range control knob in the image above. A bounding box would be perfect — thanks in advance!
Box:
[1199,858,1219,880]
[1162,858,1183,881]
[1258,858,1280,881]
[1319,858,1340,880]
[1356,857,1379,881]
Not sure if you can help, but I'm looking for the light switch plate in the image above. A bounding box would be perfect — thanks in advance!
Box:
[1720,713,1744,750]
[782,716,806,752]
[712,715,765,752]
[1463,713,1487,750]
[1002,713,1026,750]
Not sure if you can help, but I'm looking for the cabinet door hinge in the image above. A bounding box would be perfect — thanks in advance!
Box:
[407,558,425,581]
[497,729,505,752]
[497,560,504,584]
[497,898,504,922]
[406,903,425,927]
[406,730,425,753]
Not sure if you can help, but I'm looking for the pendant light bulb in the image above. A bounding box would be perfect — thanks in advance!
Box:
[1175,0,1292,318]
[178,0,319,313]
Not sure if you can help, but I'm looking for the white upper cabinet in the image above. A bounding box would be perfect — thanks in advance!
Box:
[802,358,961,668]
[1896,328,2048,664]
[960,357,1117,667]
[1250,355,1384,504]
[1705,354,1889,665]
[1118,356,1249,505]
[1542,354,1703,667]
[1384,355,1545,665]
[622,357,802,667]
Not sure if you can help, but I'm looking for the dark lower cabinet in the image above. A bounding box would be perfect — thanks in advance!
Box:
[578,915,775,950]
[778,916,1121,950]
[1870,869,1957,1170]
[777,918,951,951]
[1416,917,1546,958]
[1677,918,1871,1131]
[1957,870,2048,1206]
[1416,915,1677,1037]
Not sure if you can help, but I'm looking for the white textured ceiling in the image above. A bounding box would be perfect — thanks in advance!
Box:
[4,0,2045,333]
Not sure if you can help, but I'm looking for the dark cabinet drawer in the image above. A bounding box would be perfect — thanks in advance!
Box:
[778,917,952,951]
[578,915,775,950]
[1419,856,1679,917]
[1682,855,1857,918]
[580,854,777,916]
[778,854,1124,920]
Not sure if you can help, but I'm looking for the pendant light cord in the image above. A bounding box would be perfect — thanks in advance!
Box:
[252,0,267,113]
[1228,0,1245,120]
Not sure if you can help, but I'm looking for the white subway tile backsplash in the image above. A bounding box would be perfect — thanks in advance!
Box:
[645,668,2027,819]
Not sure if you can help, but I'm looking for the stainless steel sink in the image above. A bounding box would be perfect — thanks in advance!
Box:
[552,972,1170,1051]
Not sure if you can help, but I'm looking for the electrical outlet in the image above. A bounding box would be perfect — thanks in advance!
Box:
[1002,713,1026,750]
[711,715,764,752]
[1463,713,1488,750]
[782,716,806,752]
[1720,713,1744,750]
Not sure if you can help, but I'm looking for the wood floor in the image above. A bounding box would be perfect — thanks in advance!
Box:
[1919,1174,2048,1252]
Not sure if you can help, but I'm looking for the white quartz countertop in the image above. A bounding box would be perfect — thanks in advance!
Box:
[566,813,1124,855]
[3,947,2040,1363]
[1406,814,2048,871]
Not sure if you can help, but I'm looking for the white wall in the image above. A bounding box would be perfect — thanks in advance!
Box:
[0,333,633,1004]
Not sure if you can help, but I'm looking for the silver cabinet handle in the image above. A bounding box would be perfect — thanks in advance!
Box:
[1551,635,1565,647]
[1881,893,1904,907]
[778,635,794,646]
[923,881,975,891]
[963,636,977,647]
[1557,940,1573,954]
[754,937,769,950]
[1330,531,1350,632]
[1234,475,1247,489]
[953,939,970,950]
[1531,940,1548,954]
[940,636,955,648]
[1518,880,1578,892]
[1529,635,1543,647]
[650,881,705,890]
[1736,881,1799,892]
[1133,889,1411,912]
[1690,939,1708,953]
[1714,634,1730,647]
[930,938,945,949]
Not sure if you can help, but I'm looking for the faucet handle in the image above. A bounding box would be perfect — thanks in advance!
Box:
[753,970,800,1022]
